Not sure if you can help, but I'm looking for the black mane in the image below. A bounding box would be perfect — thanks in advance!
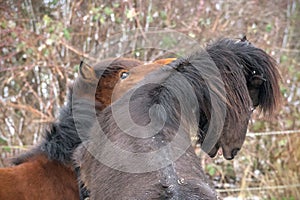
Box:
[206,38,281,115]
[12,88,96,165]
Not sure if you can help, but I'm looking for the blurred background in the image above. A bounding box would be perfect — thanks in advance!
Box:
[0,0,299,199]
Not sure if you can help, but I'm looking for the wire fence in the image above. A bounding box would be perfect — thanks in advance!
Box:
[217,184,300,193]
[247,129,300,137]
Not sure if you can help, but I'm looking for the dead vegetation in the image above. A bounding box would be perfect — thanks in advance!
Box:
[0,0,299,199]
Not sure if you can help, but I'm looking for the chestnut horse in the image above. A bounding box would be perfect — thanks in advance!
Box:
[74,37,281,199]
[0,58,172,200]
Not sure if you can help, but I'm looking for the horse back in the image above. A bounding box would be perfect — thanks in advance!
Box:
[0,154,79,200]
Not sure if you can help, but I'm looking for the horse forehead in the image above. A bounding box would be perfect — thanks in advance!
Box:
[130,63,163,74]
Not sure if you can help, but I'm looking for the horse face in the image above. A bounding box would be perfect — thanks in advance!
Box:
[111,63,167,101]
[218,109,252,160]
[213,75,266,160]
[206,72,267,160]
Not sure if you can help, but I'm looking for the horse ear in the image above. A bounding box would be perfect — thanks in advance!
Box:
[248,74,266,107]
[79,61,97,81]
[240,35,247,42]
[153,58,176,65]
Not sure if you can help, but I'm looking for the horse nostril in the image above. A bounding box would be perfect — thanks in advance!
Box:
[231,148,240,158]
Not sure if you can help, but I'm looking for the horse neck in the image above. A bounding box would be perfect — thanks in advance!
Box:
[90,79,215,198]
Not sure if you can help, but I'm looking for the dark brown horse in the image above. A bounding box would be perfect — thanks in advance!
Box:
[74,37,281,199]
[0,58,170,200]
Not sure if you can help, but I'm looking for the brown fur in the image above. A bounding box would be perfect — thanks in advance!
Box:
[0,154,78,200]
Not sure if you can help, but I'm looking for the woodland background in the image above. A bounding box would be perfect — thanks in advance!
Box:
[0,0,299,199]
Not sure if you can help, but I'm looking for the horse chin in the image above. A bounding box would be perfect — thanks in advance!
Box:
[205,143,240,160]
[207,145,219,158]
[221,146,240,160]
[223,154,234,160]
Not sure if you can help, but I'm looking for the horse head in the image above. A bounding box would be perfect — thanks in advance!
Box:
[202,37,281,160]
[76,58,174,112]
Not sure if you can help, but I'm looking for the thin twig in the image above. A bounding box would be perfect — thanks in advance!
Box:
[247,130,300,137]
[0,101,52,120]
[58,39,97,61]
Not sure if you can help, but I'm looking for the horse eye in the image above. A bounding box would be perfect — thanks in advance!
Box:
[120,71,129,79]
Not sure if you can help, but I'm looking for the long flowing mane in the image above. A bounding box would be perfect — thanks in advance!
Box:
[206,38,281,115]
